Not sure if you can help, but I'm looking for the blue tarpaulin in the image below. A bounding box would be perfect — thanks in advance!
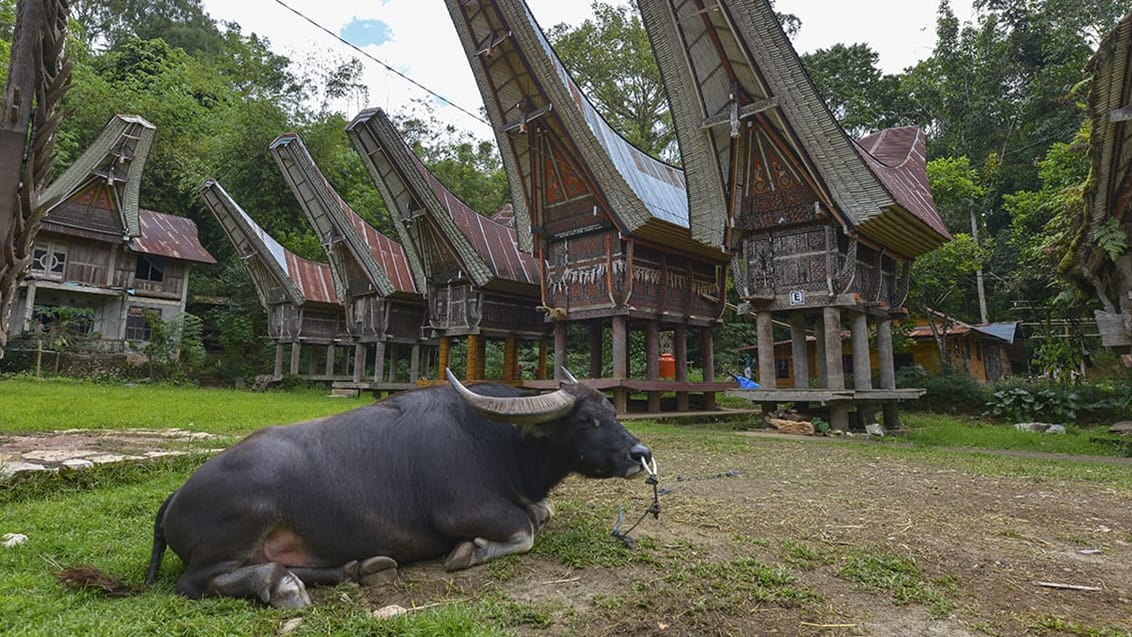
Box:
[730,374,760,389]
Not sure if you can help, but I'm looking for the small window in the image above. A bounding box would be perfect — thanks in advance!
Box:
[125,307,156,341]
[135,254,165,282]
[31,243,67,279]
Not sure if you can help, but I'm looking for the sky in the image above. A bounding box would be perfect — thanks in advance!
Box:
[198,0,976,141]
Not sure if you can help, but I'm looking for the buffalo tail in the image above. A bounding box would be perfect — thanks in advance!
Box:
[144,492,174,585]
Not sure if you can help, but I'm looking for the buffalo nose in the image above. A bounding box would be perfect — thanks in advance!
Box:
[628,443,652,464]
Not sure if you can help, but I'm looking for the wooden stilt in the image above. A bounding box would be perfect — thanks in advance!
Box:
[437,337,449,380]
[325,344,336,377]
[645,320,660,412]
[465,334,482,381]
[537,341,548,380]
[612,316,628,414]
[503,337,518,381]
[307,345,318,377]
[353,343,366,382]
[274,343,284,378]
[389,344,401,382]
[850,311,872,390]
[675,324,688,411]
[410,343,421,382]
[373,341,386,383]
[589,323,603,379]
[701,326,716,411]
[553,322,567,379]
[290,342,301,376]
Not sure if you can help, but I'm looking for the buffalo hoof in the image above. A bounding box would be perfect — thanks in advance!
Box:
[354,556,398,586]
[269,570,312,609]
[443,541,478,571]
[526,499,554,530]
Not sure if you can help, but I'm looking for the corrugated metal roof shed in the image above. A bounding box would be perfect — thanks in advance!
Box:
[131,208,216,264]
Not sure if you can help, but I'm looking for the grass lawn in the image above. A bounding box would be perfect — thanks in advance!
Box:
[0,376,369,436]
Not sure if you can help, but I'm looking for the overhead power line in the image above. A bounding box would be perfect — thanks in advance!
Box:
[271,0,489,126]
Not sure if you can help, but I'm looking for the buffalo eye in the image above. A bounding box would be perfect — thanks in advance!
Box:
[592,418,601,428]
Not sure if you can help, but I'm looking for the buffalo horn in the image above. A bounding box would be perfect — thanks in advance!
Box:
[447,368,576,426]
[560,367,579,384]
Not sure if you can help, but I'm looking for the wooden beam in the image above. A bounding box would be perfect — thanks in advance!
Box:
[700,97,778,130]
[1109,106,1132,122]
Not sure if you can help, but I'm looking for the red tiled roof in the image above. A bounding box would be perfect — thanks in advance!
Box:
[856,127,951,240]
[132,209,216,264]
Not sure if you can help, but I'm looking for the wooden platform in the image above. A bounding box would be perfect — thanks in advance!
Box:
[725,388,925,405]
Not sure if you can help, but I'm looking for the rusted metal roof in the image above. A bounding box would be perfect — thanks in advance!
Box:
[346,107,542,292]
[270,132,419,298]
[199,178,338,306]
[131,208,216,264]
[417,159,539,286]
[856,128,951,241]
[282,251,339,305]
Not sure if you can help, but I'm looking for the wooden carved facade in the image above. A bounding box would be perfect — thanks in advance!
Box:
[346,108,546,381]
[639,0,950,427]
[1082,9,1132,358]
[13,115,215,352]
[447,0,731,411]
[268,133,432,386]
[199,179,349,379]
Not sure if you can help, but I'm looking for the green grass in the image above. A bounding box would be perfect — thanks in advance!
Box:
[837,549,954,618]
[0,376,369,436]
[898,411,1131,458]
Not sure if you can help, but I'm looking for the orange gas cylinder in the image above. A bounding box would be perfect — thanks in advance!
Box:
[659,352,676,379]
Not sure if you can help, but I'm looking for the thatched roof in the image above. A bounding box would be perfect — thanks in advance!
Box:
[1080,10,1132,350]
[199,179,337,307]
[446,0,727,262]
[346,108,539,295]
[638,0,949,258]
[269,133,418,300]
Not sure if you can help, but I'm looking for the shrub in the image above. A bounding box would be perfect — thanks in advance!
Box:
[900,367,990,414]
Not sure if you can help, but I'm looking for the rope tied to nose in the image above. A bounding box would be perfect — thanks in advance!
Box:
[611,456,660,548]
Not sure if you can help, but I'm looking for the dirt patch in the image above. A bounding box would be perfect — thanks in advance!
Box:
[342,433,1132,636]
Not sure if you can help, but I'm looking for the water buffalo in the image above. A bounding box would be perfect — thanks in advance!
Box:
[144,370,652,607]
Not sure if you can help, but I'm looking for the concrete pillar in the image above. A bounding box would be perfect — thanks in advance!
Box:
[503,337,518,381]
[789,312,809,388]
[553,322,568,380]
[353,343,366,383]
[823,306,847,430]
[437,337,449,380]
[274,343,284,378]
[877,317,896,390]
[756,311,776,389]
[645,320,660,412]
[675,324,688,411]
[410,343,421,382]
[814,315,828,387]
[589,323,604,379]
[373,341,386,383]
[289,342,301,376]
[822,307,844,390]
[877,315,899,431]
[851,311,872,390]
[701,326,716,411]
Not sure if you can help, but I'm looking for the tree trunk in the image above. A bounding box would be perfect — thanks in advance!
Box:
[970,209,988,324]
[0,0,71,357]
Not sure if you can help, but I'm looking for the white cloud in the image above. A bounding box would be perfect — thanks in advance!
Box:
[199,0,975,141]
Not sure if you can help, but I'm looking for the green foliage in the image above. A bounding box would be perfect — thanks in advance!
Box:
[802,43,909,138]
[30,306,96,352]
[899,411,1130,458]
[143,312,205,381]
[1095,217,1128,261]
[900,367,990,413]
[985,386,1082,424]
